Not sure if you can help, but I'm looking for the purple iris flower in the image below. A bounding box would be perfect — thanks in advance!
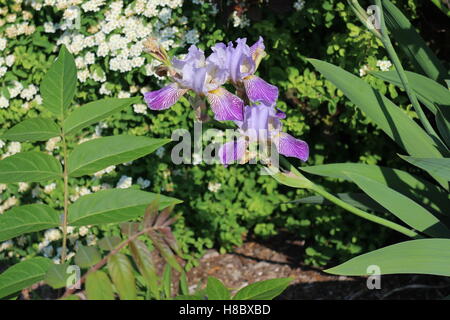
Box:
[218,103,309,165]
[144,45,244,121]
[209,37,279,106]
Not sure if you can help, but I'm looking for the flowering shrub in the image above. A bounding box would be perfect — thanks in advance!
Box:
[0,0,435,270]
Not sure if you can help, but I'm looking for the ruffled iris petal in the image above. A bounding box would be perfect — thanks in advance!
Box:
[277,132,309,162]
[243,75,279,106]
[144,84,187,110]
[206,87,244,121]
[218,138,247,165]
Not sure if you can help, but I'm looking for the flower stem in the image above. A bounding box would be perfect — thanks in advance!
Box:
[374,0,438,140]
[278,156,419,238]
[61,132,69,263]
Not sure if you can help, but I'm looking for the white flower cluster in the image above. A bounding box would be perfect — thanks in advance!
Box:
[376,60,393,72]
[1,142,21,159]
[208,182,222,193]
[0,196,18,214]
[231,11,250,29]
[293,0,306,11]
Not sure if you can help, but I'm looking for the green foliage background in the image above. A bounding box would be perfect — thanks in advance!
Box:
[1,0,446,268]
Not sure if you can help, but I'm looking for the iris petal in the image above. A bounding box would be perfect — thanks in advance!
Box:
[206,87,244,121]
[243,75,278,106]
[144,84,188,110]
[218,138,247,165]
[277,132,309,162]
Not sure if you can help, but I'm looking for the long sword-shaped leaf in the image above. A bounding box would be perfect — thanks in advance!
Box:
[40,45,77,118]
[0,204,60,242]
[326,239,450,276]
[399,155,450,181]
[0,257,52,299]
[63,97,139,135]
[0,151,62,183]
[68,135,170,177]
[370,70,450,110]
[308,59,443,159]
[68,189,182,226]
[344,172,450,237]
[301,163,449,217]
[1,118,60,142]
[383,0,448,83]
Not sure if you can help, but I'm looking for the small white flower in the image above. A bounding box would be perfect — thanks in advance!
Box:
[45,136,61,152]
[208,182,222,193]
[377,60,392,72]
[0,96,9,109]
[133,103,147,114]
[156,147,165,158]
[0,240,13,252]
[0,38,7,51]
[116,175,132,189]
[0,140,4,149]
[44,183,57,194]
[78,226,89,237]
[44,228,62,242]
[137,177,151,189]
[359,65,369,77]
[18,182,29,193]
[293,0,306,11]
[5,54,15,67]
[7,142,21,155]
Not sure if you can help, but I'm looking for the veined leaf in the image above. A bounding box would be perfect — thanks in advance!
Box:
[107,253,137,300]
[308,59,443,160]
[400,155,450,181]
[0,204,60,242]
[1,118,60,142]
[45,263,70,289]
[383,0,448,83]
[40,45,77,118]
[129,239,159,299]
[207,277,230,300]
[370,70,450,110]
[344,172,450,238]
[68,135,171,177]
[326,239,450,276]
[86,271,115,300]
[63,97,139,135]
[301,163,450,217]
[0,257,52,299]
[68,189,182,226]
[233,278,292,300]
[0,151,62,183]
[98,236,122,251]
[74,245,101,268]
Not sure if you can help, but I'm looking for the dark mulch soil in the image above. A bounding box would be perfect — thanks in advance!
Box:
[185,233,450,300]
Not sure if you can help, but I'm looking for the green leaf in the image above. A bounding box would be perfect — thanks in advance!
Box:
[293,193,388,214]
[344,172,450,238]
[129,239,159,299]
[179,272,189,296]
[383,0,448,83]
[301,163,450,217]
[86,271,115,300]
[107,253,137,300]
[45,263,70,289]
[98,236,122,251]
[1,118,60,142]
[74,245,101,268]
[0,204,60,242]
[233,278,292,300]
[0,151,62,183]
[436,109,450,148]
[68,189,182,226]
[63,98,139,135]
[399,155,450,181]
[68,136,171,177]
[206,277,230,300]
[370,70,450,110]
[40,45,77,118]
[308,59,443,160]
[0,257,52,299]
[326,239,450,276]
[162,264,172,299]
